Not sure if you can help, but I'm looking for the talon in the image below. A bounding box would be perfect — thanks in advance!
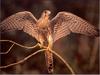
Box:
[38,43,42,48]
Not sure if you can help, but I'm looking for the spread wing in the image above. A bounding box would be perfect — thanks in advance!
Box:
[50,12,99,43]
[0,11,39,41]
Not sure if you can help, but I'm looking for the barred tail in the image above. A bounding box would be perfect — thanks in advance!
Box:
[45,49,53,73]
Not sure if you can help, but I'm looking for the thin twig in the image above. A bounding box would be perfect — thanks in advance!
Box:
[0,40,75,74]
[48,48,75,75]
[0,43,14,54]
[0,49,46,69]
[0,40,39,49]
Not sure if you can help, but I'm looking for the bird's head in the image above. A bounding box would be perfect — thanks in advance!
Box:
[41,10,51,18]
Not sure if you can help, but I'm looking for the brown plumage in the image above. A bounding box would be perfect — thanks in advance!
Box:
[0,10,99,73]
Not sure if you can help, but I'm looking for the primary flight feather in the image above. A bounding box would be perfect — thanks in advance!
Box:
[0,10,99,73]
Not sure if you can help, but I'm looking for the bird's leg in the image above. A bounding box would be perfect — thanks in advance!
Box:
[38,37,45,48]
[38,42,47,49]
[38,43,43,48]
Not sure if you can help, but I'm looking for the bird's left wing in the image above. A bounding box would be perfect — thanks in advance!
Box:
[50,12,99,43]
[0,11,39,41]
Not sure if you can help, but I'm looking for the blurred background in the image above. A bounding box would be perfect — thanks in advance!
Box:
[0,0,99,74]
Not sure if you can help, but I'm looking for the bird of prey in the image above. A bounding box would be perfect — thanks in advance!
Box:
[0,10,99,73]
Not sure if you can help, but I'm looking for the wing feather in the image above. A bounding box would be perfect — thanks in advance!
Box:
[0,11,39,41]
[50,12,99,43]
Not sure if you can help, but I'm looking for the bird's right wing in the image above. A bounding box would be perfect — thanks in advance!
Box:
[50,12,99,43]
[0,11,39,41]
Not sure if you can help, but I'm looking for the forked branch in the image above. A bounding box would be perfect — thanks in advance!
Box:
[0,43,14,54]
[0,40,39,49]
[0,40,75,75]
[0,49,46,68]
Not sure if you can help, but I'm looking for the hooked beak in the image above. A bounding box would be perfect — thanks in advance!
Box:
[44,10,51,16]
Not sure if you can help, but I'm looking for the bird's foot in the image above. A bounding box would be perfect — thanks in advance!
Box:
[38,43,47,49]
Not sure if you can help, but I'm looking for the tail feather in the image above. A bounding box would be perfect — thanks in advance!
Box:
[45,49,53,73]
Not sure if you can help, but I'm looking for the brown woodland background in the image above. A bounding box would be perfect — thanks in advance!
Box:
[0,0,99,74]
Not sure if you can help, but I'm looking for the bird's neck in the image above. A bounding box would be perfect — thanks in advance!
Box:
[37,15,49,28]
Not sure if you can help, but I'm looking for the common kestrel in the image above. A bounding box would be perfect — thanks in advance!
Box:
[0,10,99,73]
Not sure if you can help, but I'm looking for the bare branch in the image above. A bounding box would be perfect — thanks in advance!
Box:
[0,40,39,49]
[0,44,14,54]
[0,40,75,74]
[0,49,46,69]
